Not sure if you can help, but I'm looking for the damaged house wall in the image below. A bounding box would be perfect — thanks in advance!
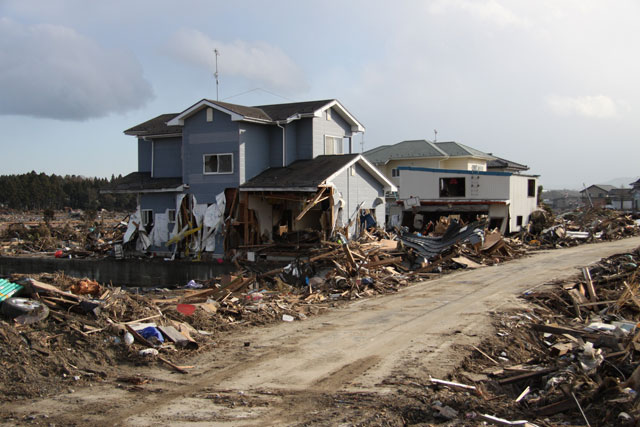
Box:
[182,107,239,204]
[398,167,537,233]
[331,163,386,235]
[113,99,377,258]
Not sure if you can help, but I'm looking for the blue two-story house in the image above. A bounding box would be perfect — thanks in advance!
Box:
[108,99,395,257]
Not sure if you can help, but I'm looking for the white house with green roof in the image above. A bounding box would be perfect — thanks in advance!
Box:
[364,140,539,234]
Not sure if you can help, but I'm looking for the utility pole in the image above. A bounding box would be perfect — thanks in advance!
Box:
[214,49,220,101]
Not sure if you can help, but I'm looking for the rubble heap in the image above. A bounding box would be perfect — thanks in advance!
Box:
[417,247,640,425]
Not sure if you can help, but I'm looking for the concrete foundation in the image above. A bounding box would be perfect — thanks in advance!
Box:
[0,256,235,288]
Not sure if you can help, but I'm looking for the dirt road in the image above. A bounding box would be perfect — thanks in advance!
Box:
[3,237,640,426]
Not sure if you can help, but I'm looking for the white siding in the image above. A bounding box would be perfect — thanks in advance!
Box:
[508,175,537,232]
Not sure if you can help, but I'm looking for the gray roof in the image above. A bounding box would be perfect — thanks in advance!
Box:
[255,99,336,121]
[240,155,360,189]
[487,156,529,171]
[127,99,353,137]
[364,140,493,164]
[581,184,617,193]
[364,140,445,163]
[124,114,182,137]
[435,142,492,159]
[101,172,183,193]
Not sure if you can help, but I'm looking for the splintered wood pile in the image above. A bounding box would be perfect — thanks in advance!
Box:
[432,247,640,426]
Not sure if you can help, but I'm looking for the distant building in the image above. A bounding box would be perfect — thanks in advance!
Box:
[364,140,539,234]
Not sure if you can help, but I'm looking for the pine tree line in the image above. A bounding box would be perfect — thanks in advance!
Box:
[0,172,136,211]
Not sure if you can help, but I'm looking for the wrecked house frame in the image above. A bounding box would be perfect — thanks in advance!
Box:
[105,98,394,258]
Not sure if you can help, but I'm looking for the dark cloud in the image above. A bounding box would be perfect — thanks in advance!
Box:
[0,18,154,120]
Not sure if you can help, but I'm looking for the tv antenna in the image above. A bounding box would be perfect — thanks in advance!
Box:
[214,48,220,100]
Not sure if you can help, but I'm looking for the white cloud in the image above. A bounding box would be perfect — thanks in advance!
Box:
[546,95,619,119]
[0,18,153,121]
[428,0,526,27]
[166,29,309,94]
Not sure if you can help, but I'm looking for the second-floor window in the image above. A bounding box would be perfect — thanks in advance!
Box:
[203,153,233,174]
[391,168,399,177]
[324,136,343,155]
[528,179,536,197]
[439,177,465,197]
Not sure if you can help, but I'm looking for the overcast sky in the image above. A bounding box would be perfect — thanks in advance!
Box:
[1,0,638,189]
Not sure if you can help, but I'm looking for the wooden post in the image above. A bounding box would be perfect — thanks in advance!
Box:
[243,191,249,246]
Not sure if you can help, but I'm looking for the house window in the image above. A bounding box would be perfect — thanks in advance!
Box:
[141,209,153,227]
[324,136,343,155]
[203,153,233,174]
[206,108,213,122]
[517,216,523,226]
[528,179,536,198]
[391,168,399,177]
[167,209,176,223]
[439,177,465,197]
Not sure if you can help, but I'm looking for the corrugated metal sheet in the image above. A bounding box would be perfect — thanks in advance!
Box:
[399,220,486,260]
[0,278,23,302]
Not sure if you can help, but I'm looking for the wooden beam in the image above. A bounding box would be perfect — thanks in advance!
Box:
[582,267,597,302]
[296,187,327,221]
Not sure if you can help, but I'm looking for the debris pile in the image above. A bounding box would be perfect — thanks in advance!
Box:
[526,207,639,248]
[0,210,128,257]
[417,247,640,425]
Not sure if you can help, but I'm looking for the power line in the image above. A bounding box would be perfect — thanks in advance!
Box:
[222,87,294,102]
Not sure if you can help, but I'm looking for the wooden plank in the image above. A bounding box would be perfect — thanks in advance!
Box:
[497,367,556,385]
[364,256,403,268]
[25,279,79,301]
[158,325,198,349]
[342,244,357,270]
[296,187,327,221]
[582,267,597,302]
[534,398,576,417]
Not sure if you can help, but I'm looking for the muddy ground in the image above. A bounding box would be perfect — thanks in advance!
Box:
[1,237,640,426]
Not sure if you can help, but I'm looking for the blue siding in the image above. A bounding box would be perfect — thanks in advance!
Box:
[140,193,176,213]
[267,121,299,167]
[152,137,182,178]
[182,107,240,204]
[312,107,353,157]
[268,126,282,167]
[295,118,313,159]
[138,139,151,172]
[241,123,270,182]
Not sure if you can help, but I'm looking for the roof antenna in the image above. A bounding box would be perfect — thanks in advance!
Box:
[434,129,438,142]
[214,48,220,101]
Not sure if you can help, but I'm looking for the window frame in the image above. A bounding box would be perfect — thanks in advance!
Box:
[527,179,536,198]
[141,209,153,227]
[439,177,466,198]
[324,135,343,155]
[203,153,234,175]
[167,209,176,223]
[391,168,399,177]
